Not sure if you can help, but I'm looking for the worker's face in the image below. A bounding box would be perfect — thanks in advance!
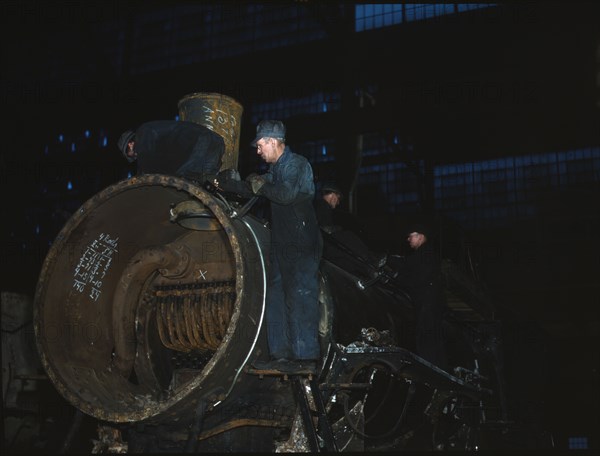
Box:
[126,141,137,160]
[255,138,278,163]
[324,192,341,209]
[407,232,426,250]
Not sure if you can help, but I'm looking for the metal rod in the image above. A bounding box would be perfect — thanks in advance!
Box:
[185,400,207,453]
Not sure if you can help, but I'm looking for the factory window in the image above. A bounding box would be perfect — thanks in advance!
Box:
[564,149,596,185]
[355,3,496,32]
[568,437,588,450]
[362,132,392,158]
[127,4,327,75]
[434,147,600,229]
[355,4,403,32]
[457,4,496,13]
[358,161,419,215]
[294,140,336,165]
[250,91,341,124]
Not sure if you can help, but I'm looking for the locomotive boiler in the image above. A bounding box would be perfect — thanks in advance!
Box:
[33,94,503,452]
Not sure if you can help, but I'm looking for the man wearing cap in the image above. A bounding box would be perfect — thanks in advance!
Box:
[393,223,447,369]
[117,120,225,182]
[247,120,323,374]
[314,183,343,234]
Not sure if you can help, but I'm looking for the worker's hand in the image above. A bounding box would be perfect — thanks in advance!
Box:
[246,174,266,194]
[218,168,241,182]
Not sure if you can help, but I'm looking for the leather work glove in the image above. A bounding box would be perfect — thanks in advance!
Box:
[217,168,241,182]
[246,173,266,194]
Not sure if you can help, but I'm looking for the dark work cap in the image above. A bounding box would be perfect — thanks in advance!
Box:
[406,223,431,238]
[322,183,343,198]
[118,130,135,155]
[250,120,286,147]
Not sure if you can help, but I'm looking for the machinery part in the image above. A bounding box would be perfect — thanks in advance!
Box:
[34,174,269,423]
[185,399,207,453]
[169,200,222,231]
[341,376,416,440]
[59,409,84,454]
[34,171,493,451]
[155,282,235,353]
[431,394,481,451]
[177,92,243,172]
[287,376,339,453]
[318,343,491,449]
[291,377,321,453]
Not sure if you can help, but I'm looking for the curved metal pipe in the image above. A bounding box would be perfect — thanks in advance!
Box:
[112,245,190,377]
[34,175,270,423]
[219,218,267,402]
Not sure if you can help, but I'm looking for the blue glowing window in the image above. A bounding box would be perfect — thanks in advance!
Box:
[58,134,64,143]
[568,437,588,450]
[356,4,496,32]
[251,91,341,123]
[85,130,91,138]
[67,181,73,190]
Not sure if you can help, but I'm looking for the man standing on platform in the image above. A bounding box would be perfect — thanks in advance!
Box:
[245,120,323,374]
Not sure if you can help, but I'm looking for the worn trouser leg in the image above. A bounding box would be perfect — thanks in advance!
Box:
[265,254,292,359]
[279,245,321,360]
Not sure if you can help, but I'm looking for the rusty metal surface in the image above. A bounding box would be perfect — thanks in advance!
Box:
[275,412,311,453]
[33,174,268,423]
[196,418,289,442]
[32,172,498,450]
[177,92,243,171]
[32,172,417,438]
[155,281,235,352]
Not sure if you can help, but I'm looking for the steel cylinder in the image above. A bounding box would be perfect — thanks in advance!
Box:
[33,175,414,427]
[34,175,269,423]
[177,92,244,171]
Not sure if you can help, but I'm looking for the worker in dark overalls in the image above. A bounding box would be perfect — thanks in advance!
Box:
[393,223,448,369]
[117,120,225,182]
[245,120,323,374]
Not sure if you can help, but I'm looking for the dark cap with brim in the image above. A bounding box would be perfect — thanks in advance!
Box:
[406,223,431,238]
[322,183,343,198]
[250,120,286,147]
